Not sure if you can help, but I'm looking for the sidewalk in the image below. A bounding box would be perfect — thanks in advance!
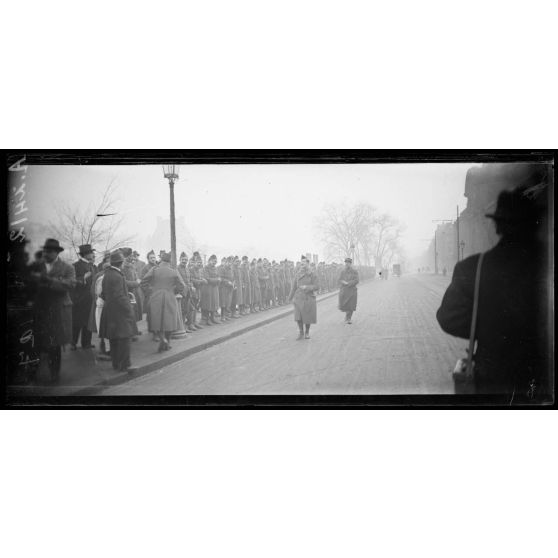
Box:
[7,288,344,397]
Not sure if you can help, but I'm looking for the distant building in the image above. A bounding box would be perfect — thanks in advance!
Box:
[459,163,551,258]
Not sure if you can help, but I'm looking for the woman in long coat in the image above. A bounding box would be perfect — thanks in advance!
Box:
[200,255,221,325]
[140,252,185,352]
[288,255,319,340]
[338,258,360,324]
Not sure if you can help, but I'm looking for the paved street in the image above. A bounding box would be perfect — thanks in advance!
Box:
[103,274,465,395]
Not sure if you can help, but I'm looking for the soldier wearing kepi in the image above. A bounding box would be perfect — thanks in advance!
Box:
[338,257,359,324]
[217,257,234,321]
[288,255,319,340]
[71,244,97,350]
[178,252,195,333]
[188,252,205,329]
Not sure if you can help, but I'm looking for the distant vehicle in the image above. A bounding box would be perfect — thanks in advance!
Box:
[393,264,401,277]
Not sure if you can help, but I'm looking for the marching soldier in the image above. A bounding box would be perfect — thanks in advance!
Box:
[338,257,359,324]
[288,255,319,340]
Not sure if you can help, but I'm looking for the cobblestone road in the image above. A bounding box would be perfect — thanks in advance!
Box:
[104,274,466,395]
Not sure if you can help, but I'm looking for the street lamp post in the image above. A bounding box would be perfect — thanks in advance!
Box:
[460,240,465,261]
[162,164,179,268]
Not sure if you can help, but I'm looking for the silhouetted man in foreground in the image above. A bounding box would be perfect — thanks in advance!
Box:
[436,186,550,402]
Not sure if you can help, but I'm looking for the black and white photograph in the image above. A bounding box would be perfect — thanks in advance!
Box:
[5,153,554,405]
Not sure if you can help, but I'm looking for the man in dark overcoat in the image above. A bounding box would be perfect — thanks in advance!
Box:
[188,253,205,329]
[71,244,97,350]
[31,239,76,383]
[436,186,550,401]
[338,258,359,324]
[99,250,137,373]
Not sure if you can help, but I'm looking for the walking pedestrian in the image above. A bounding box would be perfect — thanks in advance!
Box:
[288,255,319,340]
[338,257,359,324]
[30,239,76,383]
[71,244,97,350]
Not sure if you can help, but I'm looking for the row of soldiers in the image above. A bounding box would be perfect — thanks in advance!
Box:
[131,251,347,331]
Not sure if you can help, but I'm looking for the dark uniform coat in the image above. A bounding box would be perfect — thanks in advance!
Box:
[338,268,359,312]
[141,262,185,332]
[98,266,135,340]
[289,270,319,324]
[72,259,96,328]
[34,258,76,348]
[436,238,550,399]
[201,265,221,311]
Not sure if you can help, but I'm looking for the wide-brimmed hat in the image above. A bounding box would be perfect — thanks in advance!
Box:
[344,257,353,263]
[42,238,64,253]
[78,244,95,256]
[121,247,133,258]
[485,187,541,223]
[110,250,124,265]
[160,251,171,263]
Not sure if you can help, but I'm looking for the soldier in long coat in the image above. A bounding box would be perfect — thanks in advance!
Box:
[98,250,137,372]
[230,257,242,317]
[141,251,186,352]
[338,257,360,324]
[71,244,97,350]
[201,255,221,325]
[249,259,261,312]
[178,252,195,333]
[288,255,319,340]
[217,257,234,321]
[121,247,143,324]
[256,259,267,310]
[240,256,252,315]
[188,254,205,329]
[30,239,76,382]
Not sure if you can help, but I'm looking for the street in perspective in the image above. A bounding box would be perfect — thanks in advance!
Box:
[6,158,552,401]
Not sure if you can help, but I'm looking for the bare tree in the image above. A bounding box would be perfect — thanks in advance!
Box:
[315,201,404,268]
[48,178,135,259]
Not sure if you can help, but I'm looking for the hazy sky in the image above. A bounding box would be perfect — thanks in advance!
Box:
[18,163,477,261]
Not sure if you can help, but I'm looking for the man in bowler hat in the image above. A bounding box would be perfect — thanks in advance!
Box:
[71,244,97,350]
[98,250,138,373]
